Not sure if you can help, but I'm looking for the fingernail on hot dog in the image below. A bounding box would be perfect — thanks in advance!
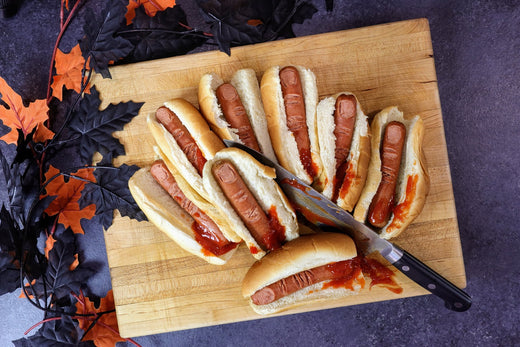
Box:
[216,83,261,152]
[279,66,316,180]
[367,121,406,228]
[212,159,281,252]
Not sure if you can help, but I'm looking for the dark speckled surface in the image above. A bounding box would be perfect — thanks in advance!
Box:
[1,0,519,345]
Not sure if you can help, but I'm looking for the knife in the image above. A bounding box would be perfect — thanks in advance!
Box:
[224,140,471,312]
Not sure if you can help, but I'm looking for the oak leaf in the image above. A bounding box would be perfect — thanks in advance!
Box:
[0,76,49,144]
[126,0,177,24]
[43,165,96,234]
[51,44,91,101]
[75,290,126,347]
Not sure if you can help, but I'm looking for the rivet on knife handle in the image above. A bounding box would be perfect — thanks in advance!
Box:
[391,247,472,312]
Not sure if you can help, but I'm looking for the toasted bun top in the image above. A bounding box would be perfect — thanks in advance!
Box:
[242,232,357,297]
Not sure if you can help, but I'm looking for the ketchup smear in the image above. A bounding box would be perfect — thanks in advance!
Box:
[263,206,287,251]
[192,222,238,257]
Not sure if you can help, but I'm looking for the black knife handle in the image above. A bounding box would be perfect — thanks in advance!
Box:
[392,248,471,311]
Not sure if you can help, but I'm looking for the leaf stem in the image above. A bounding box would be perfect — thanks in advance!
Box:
[46,0,85,105]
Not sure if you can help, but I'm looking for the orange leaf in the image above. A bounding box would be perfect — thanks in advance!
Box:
[43,165,96,234]
[19,279,36,299]
[75,290,126,347]
[247,19,263,26]
[44,234,57,259]
[0,76,49,144]
[33,122,55,143]
[69,253,79,271]
[51,44,90,101]
[125,0,176,24]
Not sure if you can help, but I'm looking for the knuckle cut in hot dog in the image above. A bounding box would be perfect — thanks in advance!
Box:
[353,106,430,239]
[203,147,299,259]
[147,98,226,200]
[242,232,365,314]
[198,69,278,163]
[260,65,323,185]
[315,92,371,212]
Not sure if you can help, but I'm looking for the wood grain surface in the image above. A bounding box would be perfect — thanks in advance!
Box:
[92,18,466,338]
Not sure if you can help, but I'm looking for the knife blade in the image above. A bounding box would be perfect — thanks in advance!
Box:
[224,140,471,311]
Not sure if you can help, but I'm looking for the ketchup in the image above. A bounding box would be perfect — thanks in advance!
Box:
[265,206,286,251]
[192,222,238,257]
[386,174,418,233]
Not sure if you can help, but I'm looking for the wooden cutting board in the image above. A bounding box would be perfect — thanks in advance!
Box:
[92,18,466,338]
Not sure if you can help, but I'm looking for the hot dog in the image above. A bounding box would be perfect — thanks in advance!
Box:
[260,65,322,185]
[129,162,240,265]
[242,232,364,314]
[147,98,225,200]
[203,147,299,259]
[353,106,430,239]
[315,92,371,212]
[198,69,278,163]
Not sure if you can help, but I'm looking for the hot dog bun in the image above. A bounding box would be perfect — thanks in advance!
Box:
[129,167,238,265]
[242,232,364,314]
[198,69,278,163]
[147,98,225,200]
[203,147,299,259]
[316,92,371,211]
[353,106,430,239]
[260,65,322,185]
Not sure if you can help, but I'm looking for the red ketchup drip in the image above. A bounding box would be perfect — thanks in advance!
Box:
[320,259,364,290]
[192,222,239,257]
[387,174,418,231]
[264,206,286,251]
[358,256,403,294]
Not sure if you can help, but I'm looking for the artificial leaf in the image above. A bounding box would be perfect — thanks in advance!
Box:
[0,249,19,295]
[75,290,126,347]
[80,0,134,78]
[125,0,177,24]
[0,118,9,137]
[0,76,49,144]
[27,228,98,301]
[43,165,96,234]
[196,0,262,55]
[120,5,207,62]
[51,44,91,101]
[66,86,143,165]
[81,164,146,230]
[33,122,55,143]
[13,314,93,347]
[44,234,56,259]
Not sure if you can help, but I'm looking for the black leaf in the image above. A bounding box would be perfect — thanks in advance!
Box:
[196,0,262,55]
[67,86,143,166]
[0,250,19,295]
[119,6,207,63]
[13,314,94,347]
[196,0,317,54]
[81,164,147,230]
[80,0,134,78]
[27,228,98,301]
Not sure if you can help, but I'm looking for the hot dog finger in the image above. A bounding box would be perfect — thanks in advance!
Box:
[261,65,322,185]
[316,92,371,212]
[353,106,429,239]
[199,69,278,163]
[216,83,261,152]
[212,160,277,251]
[366,121,406,228]
[203,147,299,259]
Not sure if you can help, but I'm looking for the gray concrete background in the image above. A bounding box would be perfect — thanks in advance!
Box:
[1,0,519,345]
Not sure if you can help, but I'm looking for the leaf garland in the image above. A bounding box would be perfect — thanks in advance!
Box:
[0,0,322,345]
